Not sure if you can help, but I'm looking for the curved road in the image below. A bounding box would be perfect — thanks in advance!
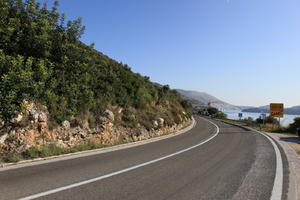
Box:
[0,116,287,200]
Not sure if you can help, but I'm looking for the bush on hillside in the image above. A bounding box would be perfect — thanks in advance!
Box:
[0,0,191,128]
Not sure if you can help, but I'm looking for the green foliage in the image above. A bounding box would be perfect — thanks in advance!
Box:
[0,0,191,128]
[207,107,219,116]
[2,142,104,163]
[39,143,64,157]
[5,153,23,163]
[24,146,40,159]
[287,117,300,134]
[180,99,193,117]
[256,118,264,124]
[67,142,103,153]
[264,116,279,124]
[213,112,227,119]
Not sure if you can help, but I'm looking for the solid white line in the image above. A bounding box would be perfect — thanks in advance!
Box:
[256,131,283,200]
[19,118,219,200]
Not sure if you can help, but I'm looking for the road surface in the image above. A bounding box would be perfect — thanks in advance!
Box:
[0,116,287,200]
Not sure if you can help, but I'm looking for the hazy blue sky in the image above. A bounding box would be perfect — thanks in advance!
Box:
[46,0,300,107]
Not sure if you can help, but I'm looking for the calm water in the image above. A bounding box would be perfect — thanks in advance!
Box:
[224,111,300,127]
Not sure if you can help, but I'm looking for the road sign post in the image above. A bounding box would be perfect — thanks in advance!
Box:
[238,113,243,120]
[269,103,284,130]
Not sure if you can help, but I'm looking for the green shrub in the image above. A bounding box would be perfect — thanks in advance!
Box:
[213,112,227,119]
[287,117,300,134]
[25,147,40,159]
[88,115,97,129]
[39,143,64,157]
[68,142,102,153]
[5,154,24,163]
[207,107,219,116]
[0,0,191,130]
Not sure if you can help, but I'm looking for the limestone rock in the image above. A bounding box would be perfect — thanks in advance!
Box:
[0,133,8,144]
[62,120,70,129]
[157,118,164,127]
[11,114,23,124]
[152,120,158,128]
[38,112,47,122]
[118,108,123,114]
[103,109,114,122]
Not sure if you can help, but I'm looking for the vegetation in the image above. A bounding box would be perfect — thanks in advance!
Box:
[196,106,227,119]
[0,142,105,163]
[286,117,300,134]
[0,0,191,127]
[212,111,227,119]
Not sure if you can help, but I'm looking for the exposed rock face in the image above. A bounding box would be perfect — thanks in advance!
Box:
[0,102,192,156]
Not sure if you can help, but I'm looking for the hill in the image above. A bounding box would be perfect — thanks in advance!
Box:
[0,0,194,158]
[0,0,192,126]
[176,89,241,111]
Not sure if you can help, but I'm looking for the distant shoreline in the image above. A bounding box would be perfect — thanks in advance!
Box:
[241,109,300,115]
[224,110,300,127]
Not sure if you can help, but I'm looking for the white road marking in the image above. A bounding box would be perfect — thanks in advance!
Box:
[254,131,283,200]
[19,118,219,200]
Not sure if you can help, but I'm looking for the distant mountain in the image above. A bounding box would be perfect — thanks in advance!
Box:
[179,94,205,107]
[242,105,300,115]
[176,89,241,111]
[237,106,256,110]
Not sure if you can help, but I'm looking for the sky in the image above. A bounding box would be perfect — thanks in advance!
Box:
[44,0,300,107]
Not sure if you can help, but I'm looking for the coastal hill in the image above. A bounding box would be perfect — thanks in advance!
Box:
[0,0,192,156]
[176,89,241,111]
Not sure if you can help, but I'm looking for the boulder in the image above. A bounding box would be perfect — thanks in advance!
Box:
[0,133,8,144]
[62,120,71,129]
[103,110,114,122]
[38,112,47,122]
[157,118,164,127]
[11,114,23,124]
[152,120,158,128]
[32,113,39,123]
[118,108,123,114]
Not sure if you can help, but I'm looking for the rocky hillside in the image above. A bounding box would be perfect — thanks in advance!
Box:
[0,0,192,156]
[0,100,191,155]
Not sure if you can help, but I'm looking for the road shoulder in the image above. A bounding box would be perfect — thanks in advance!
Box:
[265,132,300,200]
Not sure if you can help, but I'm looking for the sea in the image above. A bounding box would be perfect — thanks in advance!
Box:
[224,111,300,127]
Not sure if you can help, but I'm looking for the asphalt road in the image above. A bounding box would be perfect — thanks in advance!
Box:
[0,116,286,200]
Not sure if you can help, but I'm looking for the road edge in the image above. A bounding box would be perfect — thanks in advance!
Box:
[0,118,196,171]
[219,120,283,200]
[264,132,300,200]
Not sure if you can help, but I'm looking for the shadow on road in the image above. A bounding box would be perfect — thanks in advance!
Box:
[280,137,300,144]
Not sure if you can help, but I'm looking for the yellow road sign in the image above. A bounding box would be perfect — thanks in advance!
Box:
[270,103,284,118]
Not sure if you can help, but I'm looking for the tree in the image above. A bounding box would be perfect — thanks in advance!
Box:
[207,107,218,116]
